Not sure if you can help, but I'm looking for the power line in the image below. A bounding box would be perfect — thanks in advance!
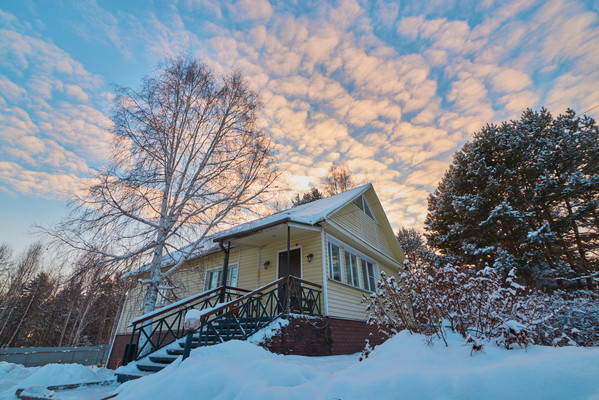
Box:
[581,104,599,115]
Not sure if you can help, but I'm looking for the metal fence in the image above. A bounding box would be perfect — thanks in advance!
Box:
[0,345,109,367]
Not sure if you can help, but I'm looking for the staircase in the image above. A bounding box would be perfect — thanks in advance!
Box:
[116,276,322,382]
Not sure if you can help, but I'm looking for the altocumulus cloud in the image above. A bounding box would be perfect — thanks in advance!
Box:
[0,0,597,231]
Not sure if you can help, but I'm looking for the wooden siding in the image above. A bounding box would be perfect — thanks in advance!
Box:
[330,202,395,260]
[323,230,399,321]
[116,229,323,334]
[116,253,223,334]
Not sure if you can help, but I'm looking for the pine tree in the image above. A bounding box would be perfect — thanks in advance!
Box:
[426,109,599,285]
[291,187,324,207]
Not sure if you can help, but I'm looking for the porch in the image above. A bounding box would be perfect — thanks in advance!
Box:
[114,275,322,380]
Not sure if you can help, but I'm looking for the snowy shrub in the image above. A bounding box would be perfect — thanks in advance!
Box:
[532,290,599,347]
[364,263,562,352]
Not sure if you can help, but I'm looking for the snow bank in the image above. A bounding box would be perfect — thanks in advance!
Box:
[115,331,599,400]
[0,362,113,400]
[247,318,289,344]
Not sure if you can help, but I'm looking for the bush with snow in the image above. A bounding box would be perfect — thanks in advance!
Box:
[364,263,571,352]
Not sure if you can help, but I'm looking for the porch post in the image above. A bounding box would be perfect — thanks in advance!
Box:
[219,241,231,303]
[286,224,291,315]
[286,224,291,276]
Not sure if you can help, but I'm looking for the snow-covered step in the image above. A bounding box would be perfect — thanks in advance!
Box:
[115,316,278,382]
[136,361,168,373]
[149,354,179,364]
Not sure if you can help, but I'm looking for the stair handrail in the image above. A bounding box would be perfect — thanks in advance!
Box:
[130,285,252,326]
[123,285,250,365]
[181,275,323,359]
[191,275,322,322]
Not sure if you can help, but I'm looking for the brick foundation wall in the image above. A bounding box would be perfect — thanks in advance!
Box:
[107,334,130,370]
[328,318,389,355]
[107,331,177,370]
[259,316,389,356]
[259,316,331,356]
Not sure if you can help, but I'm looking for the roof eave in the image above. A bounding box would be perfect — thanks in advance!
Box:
[212,217,292,243]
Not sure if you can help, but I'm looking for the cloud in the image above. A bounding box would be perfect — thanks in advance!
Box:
[2,0,598,233]
[229,0,273,22]
[0,17,110,199]
[0,161,82,199]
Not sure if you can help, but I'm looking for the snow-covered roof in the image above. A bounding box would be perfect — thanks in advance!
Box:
[123,184,371,278]
[211,183,371,241]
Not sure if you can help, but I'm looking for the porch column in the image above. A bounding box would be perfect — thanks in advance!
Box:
[286,224,291,276]
[219,241,231,303]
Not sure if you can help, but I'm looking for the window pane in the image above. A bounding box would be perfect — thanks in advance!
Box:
[368,263,376,291]
[350,253,359,286]
[344,251,359,287]
[228,266,238,287]
[344,251,352,285]
[329,243,341,281]
[204,271,214,291]
[353,197,363,211]
[364,201,374,220]
[361,260,369,291]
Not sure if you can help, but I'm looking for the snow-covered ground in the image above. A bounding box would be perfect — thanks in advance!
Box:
[0,362,116,400]
[2,331,598,400]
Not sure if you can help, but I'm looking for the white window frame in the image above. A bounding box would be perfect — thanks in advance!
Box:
[204,263,239,291]
[328,242,342,282]
[344,250,359,287]
[361,258,377,292]
[327,235,379,292]
[353,195,376,221]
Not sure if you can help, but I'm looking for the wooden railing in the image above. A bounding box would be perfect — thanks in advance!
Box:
[122,276,323,365]
[181,275,322,359]
[123,286,250,365]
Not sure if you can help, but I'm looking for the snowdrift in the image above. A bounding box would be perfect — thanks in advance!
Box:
[115,331,599,400]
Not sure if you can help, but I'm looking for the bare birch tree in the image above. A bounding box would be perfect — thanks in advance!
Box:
[45,56,277,317]
[322,163,355,196]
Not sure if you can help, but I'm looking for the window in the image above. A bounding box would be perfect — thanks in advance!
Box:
[327,235,379,292]
[344,250,359,287]
[361,259,377,292]
[204,264,238,291]
[329,243,341,282]
[353,195,375,220]
[155,287,170,307]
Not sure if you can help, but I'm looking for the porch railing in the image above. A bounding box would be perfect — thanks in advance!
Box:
[123,286,251,365]
[123,276,322,365]
[181,275,322,359]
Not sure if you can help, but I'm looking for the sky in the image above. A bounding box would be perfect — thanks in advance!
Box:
[1,0,598,253]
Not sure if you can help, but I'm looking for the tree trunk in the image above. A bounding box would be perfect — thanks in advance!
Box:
[6,290,36,347]
[564,197,589,273]
[58,307,72,347]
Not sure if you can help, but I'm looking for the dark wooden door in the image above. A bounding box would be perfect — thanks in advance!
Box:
[278,248,301,278]
[277,248,302,312]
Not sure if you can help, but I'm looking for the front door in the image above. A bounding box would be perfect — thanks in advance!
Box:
[278,248,301,278]
[277,248,302,312]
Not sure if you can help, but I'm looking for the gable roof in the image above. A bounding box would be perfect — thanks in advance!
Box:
[212,183,371,242]
[123,184,376,278]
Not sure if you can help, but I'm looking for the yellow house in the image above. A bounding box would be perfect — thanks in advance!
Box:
[108,184,405,372]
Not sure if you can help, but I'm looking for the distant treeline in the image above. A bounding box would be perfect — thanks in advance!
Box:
[0,243,127,348]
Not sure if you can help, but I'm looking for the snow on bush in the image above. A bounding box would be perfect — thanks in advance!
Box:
[533,290,599,347]
[364,263,575,353]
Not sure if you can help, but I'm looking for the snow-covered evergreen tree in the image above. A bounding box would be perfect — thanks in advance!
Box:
[426,108,599,285]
